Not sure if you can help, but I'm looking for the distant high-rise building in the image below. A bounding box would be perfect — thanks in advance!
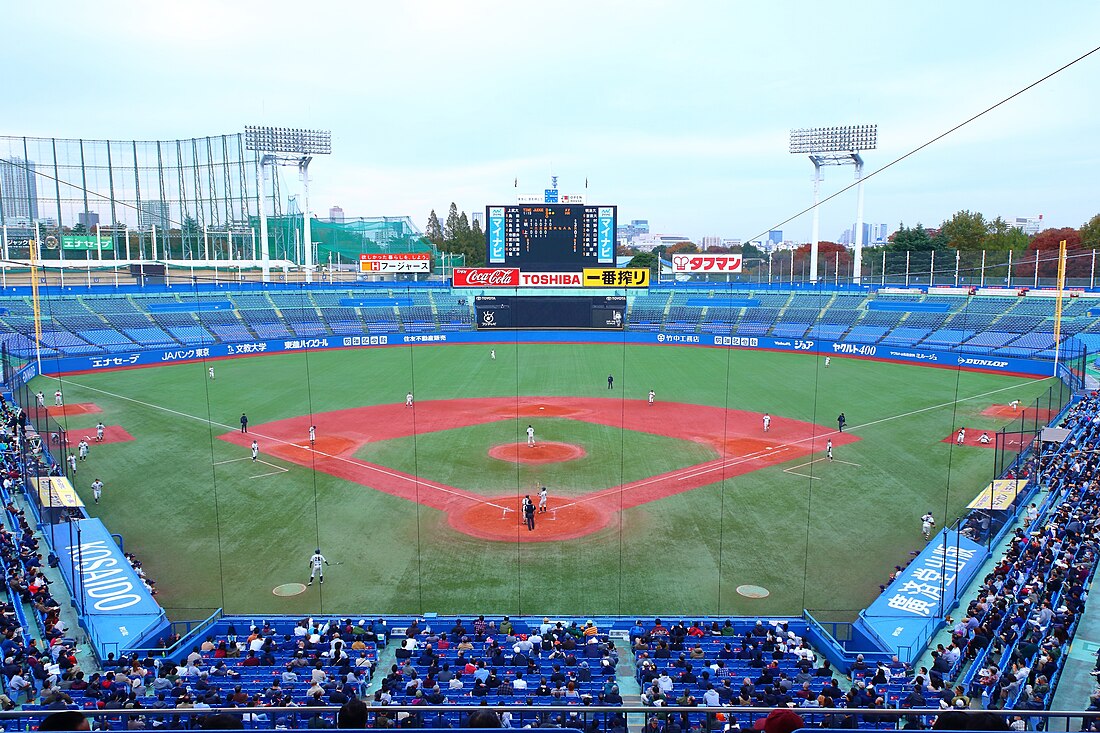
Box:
[722,238,742,249]
[78,210,100,230]
[840,222,887,245]
[1010,215,1042,236]
[617,219,651,245]
[329,205,344,222]
[138,200,170,230]
[0,157,39,224]
[768,230,783,245]
[701,235,721,250]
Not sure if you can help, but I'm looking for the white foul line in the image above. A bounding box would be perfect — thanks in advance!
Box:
[50,378,514,511]
[55,375,1045,513]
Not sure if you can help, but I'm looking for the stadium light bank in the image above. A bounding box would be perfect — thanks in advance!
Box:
[789,124,877,284]
[244,126,332,283]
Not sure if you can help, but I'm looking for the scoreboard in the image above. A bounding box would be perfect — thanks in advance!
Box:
[486,204,616,271]
[474,295,625,330]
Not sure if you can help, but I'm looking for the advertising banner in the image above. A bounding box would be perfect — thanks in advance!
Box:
[671,254,743,273]
[856,530,988,661]
[358,253,431,273]
[967,479,1028,511]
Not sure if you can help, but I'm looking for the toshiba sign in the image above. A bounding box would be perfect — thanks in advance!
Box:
[452,269,586,288]
[452,268,520,287]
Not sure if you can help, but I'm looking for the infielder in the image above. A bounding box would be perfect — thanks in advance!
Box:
[308,549,330,585]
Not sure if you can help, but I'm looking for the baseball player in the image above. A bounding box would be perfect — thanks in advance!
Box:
[308,549,330,586]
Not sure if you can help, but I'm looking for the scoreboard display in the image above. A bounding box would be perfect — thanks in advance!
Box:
[486,204,616,271]
[475,296,625,330]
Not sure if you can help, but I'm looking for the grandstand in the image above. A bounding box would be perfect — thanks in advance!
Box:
[0,278,1095,731]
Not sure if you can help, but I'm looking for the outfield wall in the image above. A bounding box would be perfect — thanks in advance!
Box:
[29,329,1056,379]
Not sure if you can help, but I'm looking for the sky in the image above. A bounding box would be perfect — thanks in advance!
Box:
[2,0,1099,243]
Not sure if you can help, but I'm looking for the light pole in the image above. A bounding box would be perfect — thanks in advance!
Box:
[244,126,332,284]
[789,125,877,284]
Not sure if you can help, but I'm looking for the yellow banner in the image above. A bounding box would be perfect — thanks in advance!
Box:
[35,476,85,508]
[967,479,1027,511]
[582,268,650,288]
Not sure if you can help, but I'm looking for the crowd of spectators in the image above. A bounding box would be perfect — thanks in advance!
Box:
[906,394,1100,720]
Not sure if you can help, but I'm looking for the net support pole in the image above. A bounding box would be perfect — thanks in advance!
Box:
[258,156,271,283]
[1053,239,1067,375]
[29,234,42,376]
[809,161,822,283]
[980,250,986,287]
[301,158,314,284]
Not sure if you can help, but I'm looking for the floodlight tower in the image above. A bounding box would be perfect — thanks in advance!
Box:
[788,124,877,283]
[245,126,332,282]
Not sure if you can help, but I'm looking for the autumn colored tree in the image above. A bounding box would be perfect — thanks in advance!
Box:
[791,241,850,280]
[666,241,699,255]
[1015,227,1084,279]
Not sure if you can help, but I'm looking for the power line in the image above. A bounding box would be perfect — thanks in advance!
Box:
[748,43,1100,244]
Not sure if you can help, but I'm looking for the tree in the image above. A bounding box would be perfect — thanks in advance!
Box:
[424,209,443,245]
[789,241,850,280]
[443,202,460,244]
[1080,214,1100,250]
[940,210,988,250]
[985,217,1030,252]
[889,223,942,252]
[1016,227,1085,279]
[626,250,659,279]
[666,241,699,255]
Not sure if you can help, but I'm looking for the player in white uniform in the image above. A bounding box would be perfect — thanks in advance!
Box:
[95,422,105,442]
[979,432,991,444]
[78,439,89,461]
[526,425,535,447]
[67,454,77,474]
[824,357,831,368]
[406,392,414,407]
[826,439,833,461]
[490,349,496,361]
[251,440,259,462]
[208,366,215,380]
[308,549,329,585]
[956,427,966,445]
[538,485,548,513]
[921,511,936,540]
[91,479,103,504]
[762,413,771,432]
[309,425,316,446]
[648,390,655,406]
[1010,399,1020,410]
[54,390,63,406]
[35,392,45,408]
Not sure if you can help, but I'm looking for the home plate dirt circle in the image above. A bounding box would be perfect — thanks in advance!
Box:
[272,583,307,597]
[736,584,771,598]
[488,442,586,464]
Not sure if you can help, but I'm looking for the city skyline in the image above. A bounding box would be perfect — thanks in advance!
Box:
[1,1,1097,244]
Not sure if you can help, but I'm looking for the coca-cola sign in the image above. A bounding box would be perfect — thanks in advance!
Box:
[452,268,521,287]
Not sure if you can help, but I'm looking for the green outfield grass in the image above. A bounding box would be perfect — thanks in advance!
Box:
[32,343,1057,621]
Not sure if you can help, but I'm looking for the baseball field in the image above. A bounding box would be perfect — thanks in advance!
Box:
[30,342,1057,621]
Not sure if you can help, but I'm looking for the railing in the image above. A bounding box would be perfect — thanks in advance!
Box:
[0,704,1097,732]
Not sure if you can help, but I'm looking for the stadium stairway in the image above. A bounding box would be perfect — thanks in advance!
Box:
[3,487,96,667]
[1049,576,1100,711]
[909,508,1038,689]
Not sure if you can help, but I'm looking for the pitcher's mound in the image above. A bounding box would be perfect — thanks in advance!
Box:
[488,441,586,464]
